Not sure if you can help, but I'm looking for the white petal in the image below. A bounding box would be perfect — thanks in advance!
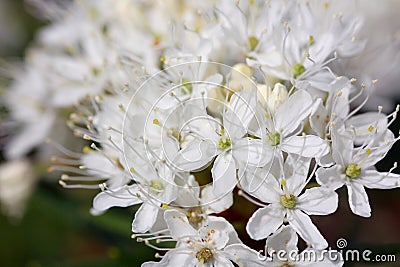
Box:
[201,185,233,214]
[233,138,272,167]
[199,219,231,250]
[284,155,311,196]
[331,130,353,166]
[281,135,330,158]
[356,130,395,168]
[211,153,237,197]
[346,183,371,217]
[316,152,335,168]
[174,175,200,207]
[240,166,281,203]
[359,170,400,189]
[132,203,159,233]
[309,98,328,138]
[141,249,194,267]
[163,210,197,239]
[265,225,298,255]
[207,215,242,246]
[275,90,313,136]
[173,139,217,172]
[246,205,284,240]
[223,109,247,140]
[345,112,387,145]
[228,91,257,132]
[224,244,265,267]
[5,112,55,159]
[287,209,328,250]
[162,136,179,164]
[91,185,142,215]
[315,166,345,190]
[297,187,338,215]
[212,256,235,267]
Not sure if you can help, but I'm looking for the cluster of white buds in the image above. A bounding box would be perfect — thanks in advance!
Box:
[2,0,400,265]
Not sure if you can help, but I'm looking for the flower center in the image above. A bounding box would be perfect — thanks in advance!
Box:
[218,137,232,150]
[280,194,296,209]
[149,179,164,193]
[248,36,259,50]
[345,164,361,179]
[267,132,280,146]
[196,247,213,263]
[169,128,181,141]
[180,78,193,94]
[292,63,306,78]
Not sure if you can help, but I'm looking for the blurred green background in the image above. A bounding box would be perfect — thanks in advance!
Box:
[0,1,399,267]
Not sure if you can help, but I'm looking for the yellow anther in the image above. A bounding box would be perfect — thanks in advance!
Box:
[346,164,361,179]
[366,149,371,155]
[82,146,91,153]
[280,194,296,209]
[248,36,259,51]
[368,125,374,132]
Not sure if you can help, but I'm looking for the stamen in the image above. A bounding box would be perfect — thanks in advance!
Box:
[238,190,266,207]
[59,180,106,189]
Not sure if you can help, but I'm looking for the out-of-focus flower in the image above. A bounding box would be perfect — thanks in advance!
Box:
[332,0,400,111]
[0,159,37,219]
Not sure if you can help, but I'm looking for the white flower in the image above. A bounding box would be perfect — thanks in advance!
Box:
[142,209,240,267]
[0,159,37,219]
[245,155,338,249]
[247,0,364,90]
[253,89,329,159]
[265,226,343,266]
[3,65,56,159]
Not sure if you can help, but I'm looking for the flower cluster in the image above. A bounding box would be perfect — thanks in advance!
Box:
[2,0,400,265]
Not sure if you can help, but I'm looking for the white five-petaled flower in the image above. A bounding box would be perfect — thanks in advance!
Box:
[316,126,400,217]
[245,155,338,249]
[253,89,330,159]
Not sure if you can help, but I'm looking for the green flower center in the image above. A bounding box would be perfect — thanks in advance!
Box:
[267,132,280,146]
[248,36,259,51]
[196,247,213,263]
[218,137,232,150]
[280,194,297,209]
[181,78,193,94]
[345,164,361,179]
[149,179,164,193]
[292,63,306,78]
